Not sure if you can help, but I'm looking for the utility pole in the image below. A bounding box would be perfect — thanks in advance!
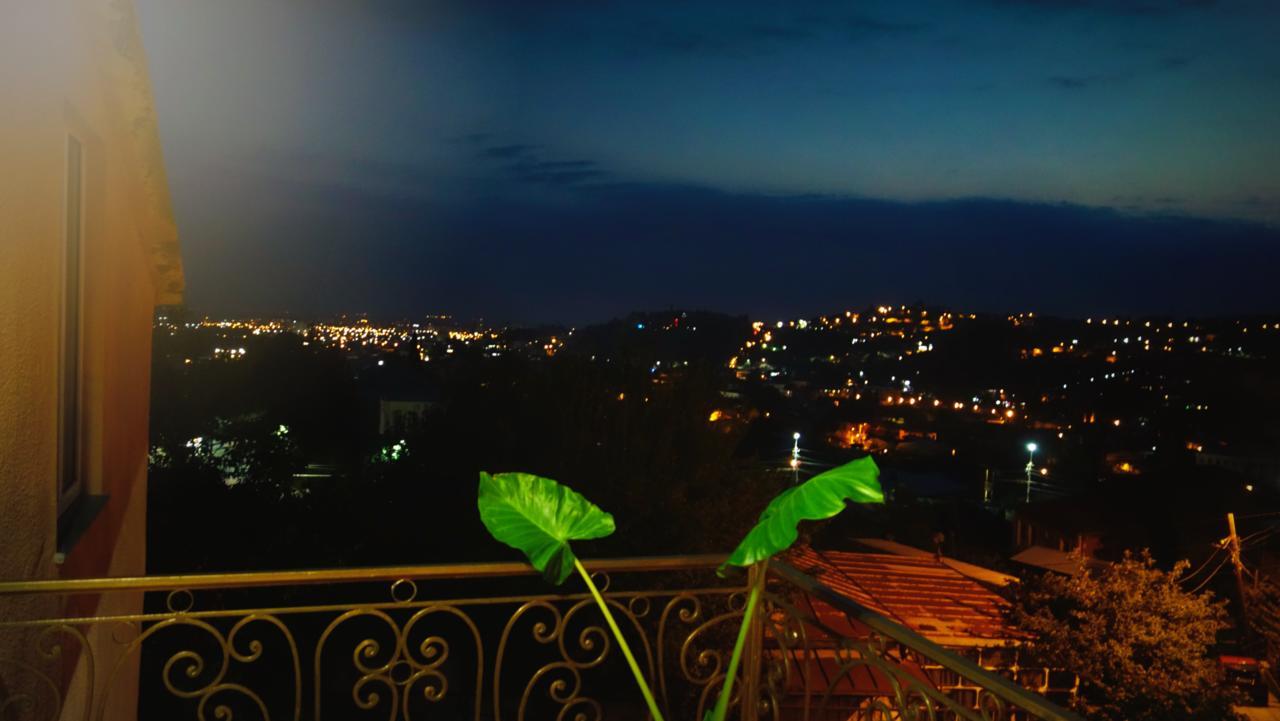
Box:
[1226,512,1251,638]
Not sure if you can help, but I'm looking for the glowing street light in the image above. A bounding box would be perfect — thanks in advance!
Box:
[1025,443,1038,502]
[791,432,801,482]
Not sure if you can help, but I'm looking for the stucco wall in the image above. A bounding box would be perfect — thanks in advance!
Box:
[1,0,178,716]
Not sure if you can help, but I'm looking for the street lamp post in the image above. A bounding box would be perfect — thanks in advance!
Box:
[1025,442,1038,502]
[791,432,801,484]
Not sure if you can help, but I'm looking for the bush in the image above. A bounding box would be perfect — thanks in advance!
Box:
[1010,550,1240,721]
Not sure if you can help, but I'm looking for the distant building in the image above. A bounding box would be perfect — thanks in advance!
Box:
[378,398,439,435]
[361,360,441,436]
[878,468,972,503]
[1013,503,1105,555]
[1195,450,1280,486]
[0,0,181,717]
[1104,450,1148,476]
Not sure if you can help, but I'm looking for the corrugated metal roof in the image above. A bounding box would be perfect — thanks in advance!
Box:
[852,537,1020,587]
[785,546,1014,647]
[1011,545,1109,575]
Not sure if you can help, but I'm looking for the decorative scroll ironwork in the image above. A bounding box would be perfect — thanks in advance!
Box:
[0,556,1082,721]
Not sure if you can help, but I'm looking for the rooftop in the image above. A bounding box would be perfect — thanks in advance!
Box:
[786,546,1013,647]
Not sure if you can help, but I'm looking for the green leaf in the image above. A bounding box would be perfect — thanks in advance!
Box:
[477,471,616,585]
[721,457,883,573]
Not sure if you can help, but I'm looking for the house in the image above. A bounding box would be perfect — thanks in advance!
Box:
[877,468,973,504]
[364,365,441,435]
[378,398,440,436]
[1195,449,1280,488]
[785,546,1014,648]
[1011,545,1110,576]
[0,0,181,717]
[1012,499,1107,555]
[778,546,1077,715]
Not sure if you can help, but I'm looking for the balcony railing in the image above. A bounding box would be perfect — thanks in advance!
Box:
[0,555,1083,721]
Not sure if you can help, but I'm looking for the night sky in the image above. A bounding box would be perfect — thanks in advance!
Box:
[136,0,1280,324]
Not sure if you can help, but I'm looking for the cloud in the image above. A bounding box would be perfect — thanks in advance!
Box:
[844,14,931,37]
[615,9,927,59]
[512,159,596,172]
[1236,195,1278,210]
[508,158,608,186]
[624,20,813,58]
[1046,74,1107,89]
[518,169,609,186]
[473,140,610,187]
[743,23,815,42]
[449,132,493,145]
[482,144,539,159]
[1046,54,1192,91]
[177,155,1280,323]
[993,0,1217,16]
[1047,54,1192,90]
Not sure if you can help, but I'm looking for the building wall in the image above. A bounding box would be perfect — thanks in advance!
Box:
[0,0,180,716]
[1195,452,1280,485]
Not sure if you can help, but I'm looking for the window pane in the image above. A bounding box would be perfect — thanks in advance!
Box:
[62,136,82,496]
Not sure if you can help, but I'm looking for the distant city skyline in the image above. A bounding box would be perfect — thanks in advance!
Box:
[137,0,1280,324]
[167,304,1279,329]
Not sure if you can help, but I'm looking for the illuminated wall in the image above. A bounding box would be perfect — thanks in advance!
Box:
[0,0,181,715]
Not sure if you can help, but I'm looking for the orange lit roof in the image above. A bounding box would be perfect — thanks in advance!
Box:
[784,546,1014,647]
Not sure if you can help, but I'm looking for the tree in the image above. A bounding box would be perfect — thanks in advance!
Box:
[1246,574,1280,691]
[1010,551,1240,721]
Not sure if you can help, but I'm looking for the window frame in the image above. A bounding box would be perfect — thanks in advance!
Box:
[57,133,86,519]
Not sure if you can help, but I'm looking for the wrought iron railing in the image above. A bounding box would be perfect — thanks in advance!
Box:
[0,556,1082,721]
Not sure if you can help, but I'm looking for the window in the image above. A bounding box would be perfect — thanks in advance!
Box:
[58,135,84,517]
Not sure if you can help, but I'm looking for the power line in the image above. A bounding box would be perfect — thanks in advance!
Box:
[1233,511,1280,522]
[1240,524,1280,548]
[1180,545,1228,584]
[1187,555,1231,595]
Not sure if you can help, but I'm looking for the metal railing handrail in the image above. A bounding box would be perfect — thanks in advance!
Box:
[0,554,725,596]
[769,559,1086,721]
[0,553,1083,719]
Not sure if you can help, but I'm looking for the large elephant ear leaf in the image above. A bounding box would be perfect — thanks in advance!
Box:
[721,457,883,574]
[477,471,616,585]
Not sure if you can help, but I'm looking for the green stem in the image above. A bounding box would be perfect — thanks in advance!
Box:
[574,559,666,721]
[710,567,763,721]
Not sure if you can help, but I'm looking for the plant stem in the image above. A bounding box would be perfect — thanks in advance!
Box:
[710,567,763,721]
[574,559,666,721]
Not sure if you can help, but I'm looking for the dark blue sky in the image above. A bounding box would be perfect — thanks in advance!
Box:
[136,0,1280,323]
